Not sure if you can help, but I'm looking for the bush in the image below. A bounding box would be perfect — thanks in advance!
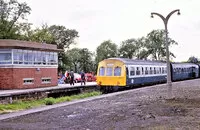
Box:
[44,98,55,105]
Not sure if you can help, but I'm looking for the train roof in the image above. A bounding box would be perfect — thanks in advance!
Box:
[108,58,166,65]
[171,62,199,68]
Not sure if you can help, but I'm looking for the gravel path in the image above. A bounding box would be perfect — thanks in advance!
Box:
[1,79,200,130]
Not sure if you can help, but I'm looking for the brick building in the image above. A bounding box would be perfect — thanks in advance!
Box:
[0,39,61,89]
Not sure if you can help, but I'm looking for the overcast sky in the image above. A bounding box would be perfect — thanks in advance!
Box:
[19,0,200,62]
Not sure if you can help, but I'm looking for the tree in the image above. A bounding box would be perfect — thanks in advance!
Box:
[0,0,31,39]
[79,48,94,73]
[118,38,137,59]
[118,37,148,59]
[48,25,79,50]
[29,24,54,44]
[188,56,198,63]
[145,30,178,61]
[65,48,81,73]
[95,40,118,63]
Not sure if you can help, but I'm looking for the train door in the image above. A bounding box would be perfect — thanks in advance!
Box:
[126,66,129,85]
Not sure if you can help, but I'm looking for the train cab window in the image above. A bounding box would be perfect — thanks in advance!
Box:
[130,67,135,76]
[99,67,105,76]
[106,67,113,76]
[136,67,140,75]
[145,67,148,74]
[114,66,121,76]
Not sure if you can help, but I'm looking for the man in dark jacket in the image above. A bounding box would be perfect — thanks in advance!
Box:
[81,70,86,85]
[69,69,74,85]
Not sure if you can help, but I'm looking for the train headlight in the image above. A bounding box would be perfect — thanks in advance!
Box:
[98,81,102,86]
[117,81,120,85]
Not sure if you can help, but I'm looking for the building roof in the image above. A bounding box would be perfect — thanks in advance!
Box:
[0,39,62,52]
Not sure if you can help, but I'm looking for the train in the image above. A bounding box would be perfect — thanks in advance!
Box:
[96,58,199,93]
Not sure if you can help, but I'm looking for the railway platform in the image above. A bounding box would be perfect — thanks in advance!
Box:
[0,82,97,104]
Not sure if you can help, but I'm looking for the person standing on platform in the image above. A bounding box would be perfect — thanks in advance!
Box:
[69,69,74,86]
[81,70,86,85]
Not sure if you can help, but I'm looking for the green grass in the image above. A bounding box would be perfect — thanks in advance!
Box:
[0,91,101,114]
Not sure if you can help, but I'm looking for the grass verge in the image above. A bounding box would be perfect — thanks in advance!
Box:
[0,91,101,114]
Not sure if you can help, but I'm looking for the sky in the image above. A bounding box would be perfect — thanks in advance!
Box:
[18,0,200,62]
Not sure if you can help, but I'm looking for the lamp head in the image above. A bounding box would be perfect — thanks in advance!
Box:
[177,10,181,15]
[151,13,154,18]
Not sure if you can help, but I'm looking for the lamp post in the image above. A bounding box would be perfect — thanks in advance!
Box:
[151,9,180,97]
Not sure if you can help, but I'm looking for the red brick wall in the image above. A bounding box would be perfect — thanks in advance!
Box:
[0,68,58,89]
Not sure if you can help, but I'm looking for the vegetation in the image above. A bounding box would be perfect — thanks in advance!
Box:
[95,40,118,64]
[0,91,101,114]
[187,56,199,63]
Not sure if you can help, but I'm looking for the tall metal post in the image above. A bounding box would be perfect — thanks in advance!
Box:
[151,9,180,97]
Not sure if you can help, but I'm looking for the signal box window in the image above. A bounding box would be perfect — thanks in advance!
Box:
[99,67,105,76]
[130,67,135,76]
[114,67,121,76]
[0,49,12,64]
[106,67,113,76]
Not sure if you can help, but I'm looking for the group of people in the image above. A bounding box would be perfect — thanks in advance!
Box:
[65,69,86,86]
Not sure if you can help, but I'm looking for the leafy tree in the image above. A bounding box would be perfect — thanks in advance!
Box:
[0,0,31,39]
[188,56,198,63]
[29,24,54,44]
[79,48,94,73]
[118,38,137,59]
[65,48,81,73]
[95,40,118,63]
[118,37,148,59]
[48,25,79,50]
[145,29,178,61]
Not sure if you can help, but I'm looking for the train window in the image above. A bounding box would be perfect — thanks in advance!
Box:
[174,68,176,73]
[141,67,144,75]
[184,68,186,73]
[162,67,164,74]
[166,67,167,73]
[145,67,148,74]
[154,67,156,74]
[114,67,121,76]
[136,67,140,75]
[130,67,135,76]
[99,67,105,76]
[156,67,160,74]
[186,68,189,72]
[106,67,113,76]
[179,68,181,73]
[159,67,162,74]
[150,67,153,74]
